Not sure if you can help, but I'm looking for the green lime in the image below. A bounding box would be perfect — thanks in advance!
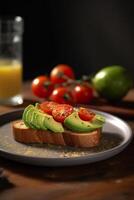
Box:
[92,65,133,101]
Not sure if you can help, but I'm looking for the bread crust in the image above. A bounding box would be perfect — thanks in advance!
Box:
[12,120,101,148]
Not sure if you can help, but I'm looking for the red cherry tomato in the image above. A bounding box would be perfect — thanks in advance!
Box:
[72,84,93,104]
[32,76,54,98]
[52,104,73,123]
[50,87,73,104]
[78,107,95,121]
[40,101,58,115]
[50,64,75,84]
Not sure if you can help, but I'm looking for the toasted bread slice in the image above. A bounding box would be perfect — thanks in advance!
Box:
[12,120,101,148]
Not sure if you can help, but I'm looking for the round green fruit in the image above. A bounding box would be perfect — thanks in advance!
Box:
[92,65,133,101]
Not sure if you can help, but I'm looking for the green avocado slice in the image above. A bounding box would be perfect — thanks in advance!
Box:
[22,105,36,128]
[22,105,47,130]
[31,111,40,129]
[35,103,40,109]
[25,107,38,129]
[22,104,32,127]
[42,113,64,133]
[32,111,47,130]
[22,104,64,133]
[37,113,48,130]
[91,114,105,125]
[64,111,105,133]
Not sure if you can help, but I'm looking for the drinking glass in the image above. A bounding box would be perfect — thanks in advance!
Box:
[0,16,23,105]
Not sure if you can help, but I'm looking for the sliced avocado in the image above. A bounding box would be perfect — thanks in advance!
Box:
[22,104,64,132]
[43,113,64,133]
[32,111,47,130]
[35,103,40,109]
[31,111,41,129]
[91,114,105,125]
[22,105,44,130]
[33,111,64,132]
[25,107,37,129]
[22,105,35,128]
[30,109,63,132]
[64,112,105,133]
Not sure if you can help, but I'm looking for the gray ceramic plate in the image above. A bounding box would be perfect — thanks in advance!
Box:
[0,109,132,166]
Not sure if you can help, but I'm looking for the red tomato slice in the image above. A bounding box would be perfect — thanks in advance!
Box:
[40,101,58,115]
[78,107,95,121]
[52,104,73,123]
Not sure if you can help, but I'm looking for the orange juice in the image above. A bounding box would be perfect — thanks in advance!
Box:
[0,59,22,99]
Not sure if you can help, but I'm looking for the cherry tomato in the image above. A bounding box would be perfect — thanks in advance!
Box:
[32,76,54,98]
[52,104,73,122]
[40,101,58,114]
[50,87,73,104]
[72,84,93,104]
[78,107,95,121]
[50,64,75,84]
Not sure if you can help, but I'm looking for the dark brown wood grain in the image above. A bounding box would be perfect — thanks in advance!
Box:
[0,83,134,200]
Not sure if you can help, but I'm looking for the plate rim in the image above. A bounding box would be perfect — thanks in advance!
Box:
[0,108,133,166]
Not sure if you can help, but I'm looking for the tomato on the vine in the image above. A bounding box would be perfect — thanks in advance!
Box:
[31,76,54,98]
[52,104,73,122]
[78,107,95,121]
[50,64,75,84]
[71,84,94,104]
[39,101,58,114]
[49,87,73,104]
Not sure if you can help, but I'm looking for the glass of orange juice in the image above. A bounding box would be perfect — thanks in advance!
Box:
[0,16,23,105]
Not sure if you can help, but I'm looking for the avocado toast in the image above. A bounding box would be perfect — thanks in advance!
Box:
[12,101,105,148]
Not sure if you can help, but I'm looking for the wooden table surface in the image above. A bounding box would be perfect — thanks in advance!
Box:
[0,83,134,200]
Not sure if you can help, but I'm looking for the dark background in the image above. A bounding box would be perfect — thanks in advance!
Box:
[0,0,134,80]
